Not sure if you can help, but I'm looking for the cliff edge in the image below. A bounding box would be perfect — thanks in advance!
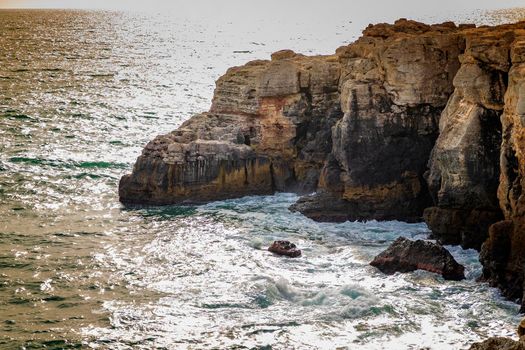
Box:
[120,19,525,310]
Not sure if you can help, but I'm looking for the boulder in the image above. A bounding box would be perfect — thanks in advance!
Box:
[370,237,465,280]
[268,240,302,258]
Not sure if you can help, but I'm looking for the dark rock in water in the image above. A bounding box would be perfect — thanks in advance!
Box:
[479,220,525,312]
[423,207,503,251]
[289,191,365,223]
[469,337,525,350]
[268,240,301,258]
[370,237,465,280]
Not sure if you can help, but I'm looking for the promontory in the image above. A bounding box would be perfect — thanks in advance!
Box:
[119,19,525,323]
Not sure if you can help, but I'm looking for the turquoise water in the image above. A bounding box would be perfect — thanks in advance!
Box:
[1,8,524,350]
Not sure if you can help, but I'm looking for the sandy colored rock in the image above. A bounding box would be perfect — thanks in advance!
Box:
[120,53,342,204]
[518,318,525,337]
[469,337,525,350]
[295,20,464,222]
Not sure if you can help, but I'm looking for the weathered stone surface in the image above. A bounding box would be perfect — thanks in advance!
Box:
[469,337,525,350]
[120,54,342,204]
[468,318,525,349]
[477,28,525,313]
[268,240,302,258]
[295,20,465,222]
[424,27,512,249]
[370,237,465,280]
[518,318,525,337]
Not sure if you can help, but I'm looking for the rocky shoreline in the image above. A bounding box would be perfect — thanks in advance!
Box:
[120,18,525,346]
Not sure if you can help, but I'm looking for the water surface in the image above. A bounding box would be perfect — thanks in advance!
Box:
[1,8,524,350]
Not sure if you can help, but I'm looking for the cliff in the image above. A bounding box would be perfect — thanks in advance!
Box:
[120,19,525,310]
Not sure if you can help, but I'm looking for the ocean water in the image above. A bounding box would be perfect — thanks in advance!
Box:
[1,7,524,350]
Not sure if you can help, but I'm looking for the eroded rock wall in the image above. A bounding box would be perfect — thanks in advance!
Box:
[120,19,525,309]
[119,52,342,204]
[424,28,513,249]
[292,19,465,222]
[480,32,525,312]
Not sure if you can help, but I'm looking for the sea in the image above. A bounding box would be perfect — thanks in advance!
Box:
[1,5,525,350]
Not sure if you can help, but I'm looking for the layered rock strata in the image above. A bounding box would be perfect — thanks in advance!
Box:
[120,19,464,220]
[424,25,515,249]
[291,20,465,222]
[119,51,342,204]
[120,19,525,309]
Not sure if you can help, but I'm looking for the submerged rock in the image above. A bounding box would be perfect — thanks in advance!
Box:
[370,237,465,280]
[268,240,302,258]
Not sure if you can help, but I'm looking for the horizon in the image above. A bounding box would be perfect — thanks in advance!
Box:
[1,0,524,12]
[1,1,525,28]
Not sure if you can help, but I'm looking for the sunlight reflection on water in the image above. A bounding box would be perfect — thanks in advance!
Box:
[0,7,524,349]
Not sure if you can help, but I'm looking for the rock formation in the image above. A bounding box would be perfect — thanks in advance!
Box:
[424,25,514,250]
[120,19,525,309]
[477,27,525,313]
[268,240,302,258]
[119,51,342,204]
[469,337,525,350]
[291,20,465,222]
[468,318,525,349]
[370,237,465,280]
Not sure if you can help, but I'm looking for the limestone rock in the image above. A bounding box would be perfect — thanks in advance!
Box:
[119,19,525,311]
[476,28,525,311]
[518,318,525,337]
[296,21,465,222]
[120,54,342,204]
[469,337,525,350]
[424,27,512,249]
[370,237,465,280]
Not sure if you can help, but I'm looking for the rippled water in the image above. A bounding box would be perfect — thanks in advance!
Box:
[1,7,524,350]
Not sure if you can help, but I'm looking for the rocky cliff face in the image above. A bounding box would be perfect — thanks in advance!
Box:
[120,19,525,310]
[291,20,465,222]
[424,26,513,249]
[479,33,525,312]
[119,51,342,204]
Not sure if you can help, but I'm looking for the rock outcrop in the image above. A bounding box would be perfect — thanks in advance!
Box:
[120,19,525,309]
[424,25,514,249]
[479,36,525,311]
[268,240,302,258]
[370,237,465,280]
[119,52,342,204]
[291,20,465,222]
[469,318,525,350]
[469,337,525,350]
